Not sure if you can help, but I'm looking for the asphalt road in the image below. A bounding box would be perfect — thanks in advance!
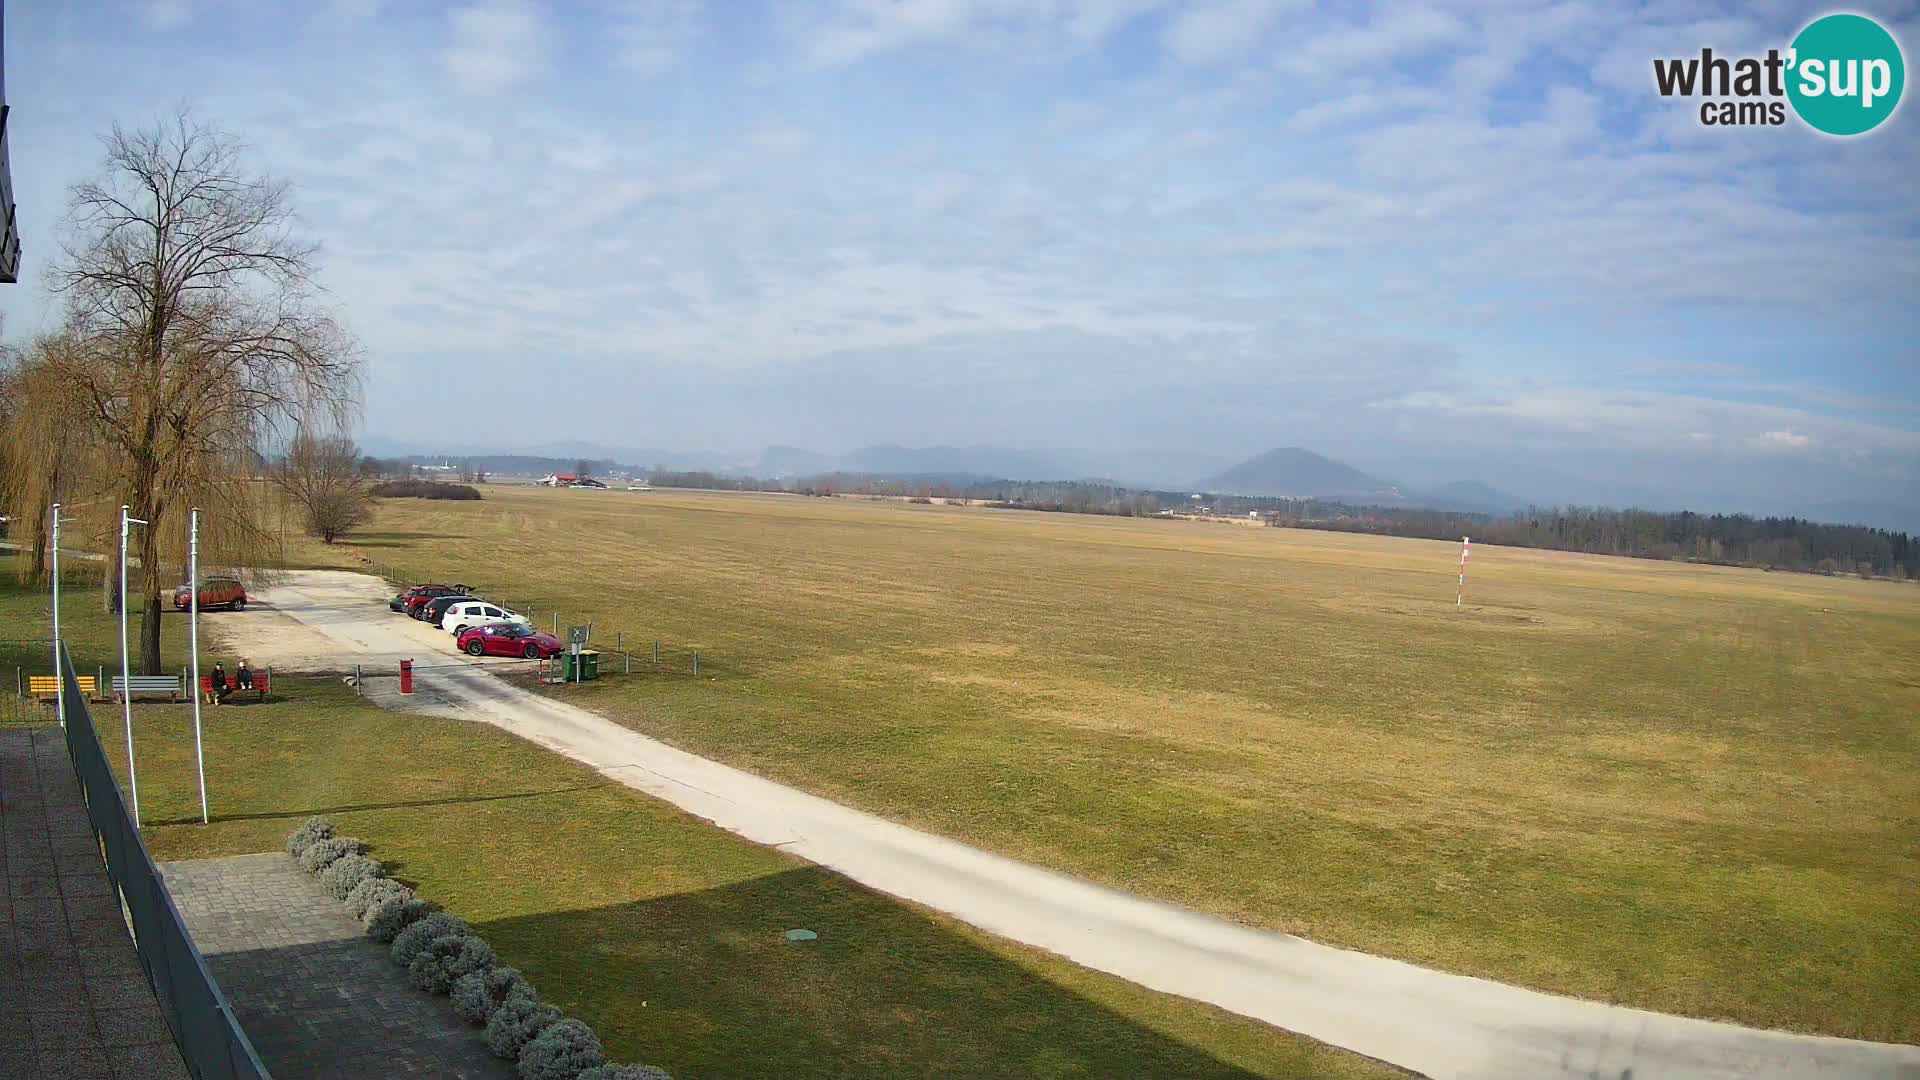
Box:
[240,570,1920,1080]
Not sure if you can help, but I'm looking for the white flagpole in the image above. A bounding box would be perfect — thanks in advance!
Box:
[52,504,63,728]
[120,505,142,826]
[190,508,208,824]
[1456,535,1471,609]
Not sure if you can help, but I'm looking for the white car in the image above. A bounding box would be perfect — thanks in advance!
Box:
[439,601,531,636]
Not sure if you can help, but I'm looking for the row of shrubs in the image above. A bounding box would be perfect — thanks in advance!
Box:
[370,479,484,500]
[286,817,668,1080]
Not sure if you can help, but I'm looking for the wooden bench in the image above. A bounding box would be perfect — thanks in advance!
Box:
[27,675,98,701]
[199,668,271,703]
[110,674,184,702]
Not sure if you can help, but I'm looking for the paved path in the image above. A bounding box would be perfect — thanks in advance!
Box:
[0,727,189,1080]
[159,853,510,1079]
[244,570,1920,1080]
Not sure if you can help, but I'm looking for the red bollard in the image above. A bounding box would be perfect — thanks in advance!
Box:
[399,658,414,695]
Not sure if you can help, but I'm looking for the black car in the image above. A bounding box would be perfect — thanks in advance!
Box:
[419,594,479,624]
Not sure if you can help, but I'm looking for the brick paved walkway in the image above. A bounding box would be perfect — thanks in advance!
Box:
[159,853,511,1079]
[0,727,189,1080]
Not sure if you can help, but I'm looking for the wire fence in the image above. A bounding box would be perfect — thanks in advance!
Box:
[56,643,273,1079]
[360,558,719,680]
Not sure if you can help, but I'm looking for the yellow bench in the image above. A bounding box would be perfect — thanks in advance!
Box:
[28,675,98,701]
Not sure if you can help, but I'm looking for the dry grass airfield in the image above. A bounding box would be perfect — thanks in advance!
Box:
[306,485,1920,1042]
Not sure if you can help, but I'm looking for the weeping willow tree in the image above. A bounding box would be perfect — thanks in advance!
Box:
[0,333,122,587]
[33,111,362,674]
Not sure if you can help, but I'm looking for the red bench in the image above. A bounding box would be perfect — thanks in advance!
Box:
[199,668,271,703]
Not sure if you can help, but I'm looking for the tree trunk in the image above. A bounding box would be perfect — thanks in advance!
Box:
[136,502,165,676]
[27,498,49,582]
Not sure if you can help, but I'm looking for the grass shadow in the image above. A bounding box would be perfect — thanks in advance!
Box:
[477,866,1403,1080]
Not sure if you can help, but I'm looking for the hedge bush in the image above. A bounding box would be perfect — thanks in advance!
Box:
[485,996,561,1061]
[371,479,482,500]
[408,933,495,995]
[365,893,432,943]
[516,1018,605,1080]
[345,877,410,919]
[578,1067,673,1080]
[286,816,334,856]
[319,854,382,900]
[452,966,535,1025]
[296,835,367,873]
[391,912,470,969]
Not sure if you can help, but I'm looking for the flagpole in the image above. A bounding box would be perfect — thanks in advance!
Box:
[190,508,208,824]
[52,504,63,728]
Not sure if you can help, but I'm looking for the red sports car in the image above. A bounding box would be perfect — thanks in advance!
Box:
[457,622,564,659]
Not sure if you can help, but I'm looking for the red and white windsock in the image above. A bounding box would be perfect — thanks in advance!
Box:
[1456,536,1471,609]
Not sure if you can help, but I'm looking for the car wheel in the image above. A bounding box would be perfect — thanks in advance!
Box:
[523,643,540,659]
[452,625,466,636]
[467,640,486,656]
[232,598,246,611]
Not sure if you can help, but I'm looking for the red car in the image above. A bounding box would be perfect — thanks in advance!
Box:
[174,576,248,611]
[404,584,470,619]
[457,623,564,659]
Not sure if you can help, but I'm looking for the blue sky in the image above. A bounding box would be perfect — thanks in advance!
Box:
[3,1,1917,513]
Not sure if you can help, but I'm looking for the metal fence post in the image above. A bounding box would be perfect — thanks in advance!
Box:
[694,652,700,675]
[624,651,630,675]
[652,640,659,664]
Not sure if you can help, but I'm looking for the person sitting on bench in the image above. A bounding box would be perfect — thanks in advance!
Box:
[237,658,254,693]
[210,662,229,705]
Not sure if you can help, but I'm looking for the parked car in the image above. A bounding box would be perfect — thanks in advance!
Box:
[390,584,458,612]
[456,622,564,659]
[400,584,470,617]
[438,600,530,636]
[418,594,480,626]
[173,576,248,611]
[408,589,472,619]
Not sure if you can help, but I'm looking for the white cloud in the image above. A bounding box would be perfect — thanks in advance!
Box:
[610,0,702,75]
[1164,0,1296,64]
[442,0,549,95]
[1756,429,1813,450]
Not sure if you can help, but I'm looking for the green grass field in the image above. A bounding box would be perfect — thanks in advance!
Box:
[0,555,1403,1079]
[293,486,1920,1042]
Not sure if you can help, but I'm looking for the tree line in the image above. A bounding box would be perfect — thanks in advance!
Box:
[645,470,1917,580]
[1268,503,1917,580]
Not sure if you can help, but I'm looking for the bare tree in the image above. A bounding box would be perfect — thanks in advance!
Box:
[49,111,361,672]
[274,430,373,543]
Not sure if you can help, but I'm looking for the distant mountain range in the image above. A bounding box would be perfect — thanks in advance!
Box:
[1198,447,1531,515]
[363,435,1916,531]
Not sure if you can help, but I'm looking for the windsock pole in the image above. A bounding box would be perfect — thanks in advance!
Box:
[1456,536,1471,609]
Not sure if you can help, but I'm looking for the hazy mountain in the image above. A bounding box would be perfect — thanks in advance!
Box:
[1405,480,1532,515]
[1202,448,1392,497]
[841,444,1086,480]
[755,445,841,476]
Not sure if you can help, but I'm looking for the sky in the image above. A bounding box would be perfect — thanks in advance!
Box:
[2,0,1918,516]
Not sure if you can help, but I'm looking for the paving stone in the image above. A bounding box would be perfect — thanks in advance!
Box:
[0,730,187,1079]
[160,852,513,1079]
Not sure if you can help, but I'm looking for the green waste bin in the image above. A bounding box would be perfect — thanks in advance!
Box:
[560,650,600,681]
